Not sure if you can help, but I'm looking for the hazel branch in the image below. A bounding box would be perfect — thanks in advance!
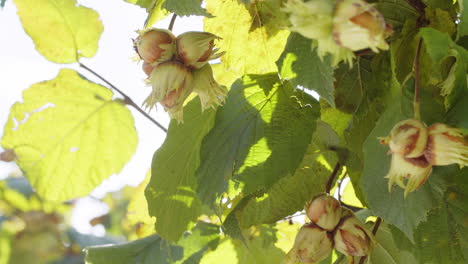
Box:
[168,14,177,31]
[326,162,341,194]
[79,63,168,133]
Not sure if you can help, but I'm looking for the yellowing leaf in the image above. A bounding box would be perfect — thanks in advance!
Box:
[126,171,156,239]
[14,0,103,63]
[204,0,289,75]
[1,69,138,201]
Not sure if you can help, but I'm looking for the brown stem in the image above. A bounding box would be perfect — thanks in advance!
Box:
[371,217,383,235]
[413,38,423,120]
[79,63,168,133]
[168,14,177,31]
[326,162,341,194]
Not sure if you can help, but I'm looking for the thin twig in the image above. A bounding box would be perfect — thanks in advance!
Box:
[413,38,423,120]
[168,14,177,31]
[371,217,382,235]
[79,63,168,133]
[326,162,341,194]
[358,217,383,264]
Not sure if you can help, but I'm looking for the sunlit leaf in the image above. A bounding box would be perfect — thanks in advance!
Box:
[201,225,286,264]
[1,69,138,201]
[126,171,155,239]
[175,222,220,264]
[145,99,216,242]
[14,0,103,63]
[196,74,320,205]
[204,0,289,75]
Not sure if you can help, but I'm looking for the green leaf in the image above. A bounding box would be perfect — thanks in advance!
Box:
[236,144,337,228]
[175,222,220,264]
[126,171,156,239]
[423,0,456,10]
[125,0,154,8]
[420,28,452,61]
[125,0,170,28]
[276,33,335,106]
[163,0,211,17]
[419,27,468,109]
[320,108,352,142]
[204,0,289,75]
[85,234,183,264]
[458,0,468,37]
[368,223,418,264]
[85,222,220,264]
[390,19,420,83]
[14,0,103,63]
[145,99,216,242]
[201,225,287,264]
[333,58,370,114]
[145,0,170,27]
[195,74,320,205]
[1,69,138,202]
[390,169,468,263]
[375,0,418,32]
[360,101,446,241]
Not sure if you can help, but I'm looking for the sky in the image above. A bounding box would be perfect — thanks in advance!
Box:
[0,0,203,235]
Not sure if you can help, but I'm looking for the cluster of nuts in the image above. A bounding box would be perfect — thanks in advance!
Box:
[134,28,226,122]
[283,0,392,66]
[380,119,468,196]
[286,194,374,263]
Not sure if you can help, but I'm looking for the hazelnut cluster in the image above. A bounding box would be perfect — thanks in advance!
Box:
[283,0,392,66]
[134,28,226,122]
[286,194,374,263]
[380,119,468,196]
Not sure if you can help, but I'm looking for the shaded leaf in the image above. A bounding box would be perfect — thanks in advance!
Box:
[375,0,418,32]
[390,169,468,264]
[14,0,103,63]
[85,222,220,264]
[163,0,211,17]
[196,74,320,205]
[1,69,137,201]
[85,234,183,264]
[277,33,335,106]
[360,101,446,241]
[145,99,216,242]
[419,27,468,109]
